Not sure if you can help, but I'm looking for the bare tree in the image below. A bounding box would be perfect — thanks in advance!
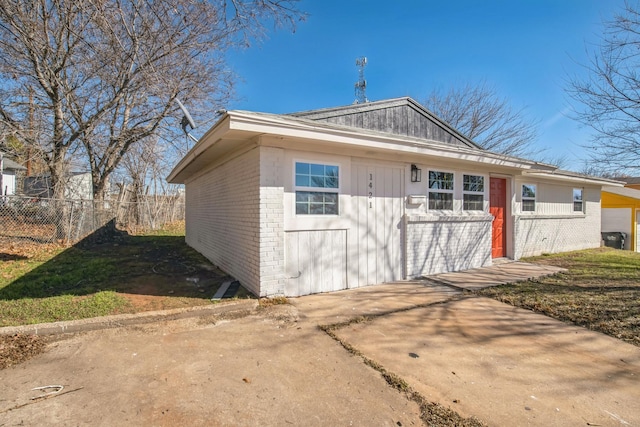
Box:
[424,80,540,157]
[0,0,304,201]
[566,2,640,175]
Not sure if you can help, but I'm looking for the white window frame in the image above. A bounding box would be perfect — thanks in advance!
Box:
[462,174,485,211]
[294,161,340,216]
[428,170,454,211]
[521,184,536,212]
[573,188,584,213]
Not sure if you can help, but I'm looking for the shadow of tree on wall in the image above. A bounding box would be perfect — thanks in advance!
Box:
[406,218,491,278]
[0,220,233,301]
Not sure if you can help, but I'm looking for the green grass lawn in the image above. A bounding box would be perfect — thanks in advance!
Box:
[478,247,640,346]
[0,221,249,327]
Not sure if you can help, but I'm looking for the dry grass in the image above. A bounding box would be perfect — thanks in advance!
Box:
[258,296,289,307]
[0,334,47,370]
[479,247,640,346]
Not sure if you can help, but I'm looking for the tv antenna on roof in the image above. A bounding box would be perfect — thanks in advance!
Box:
[175,98,199,145]
[354,56,369,104]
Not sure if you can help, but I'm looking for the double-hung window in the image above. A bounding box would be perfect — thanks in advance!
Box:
[463,174,484,211]
[295,162,339,215]
[573,188,584,212]
[428,171,454,210]
[522,184,536,212]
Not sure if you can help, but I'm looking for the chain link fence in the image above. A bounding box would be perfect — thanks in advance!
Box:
[0,194,185,244]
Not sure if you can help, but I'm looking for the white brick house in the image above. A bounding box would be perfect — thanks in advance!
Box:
[168,98,620,297]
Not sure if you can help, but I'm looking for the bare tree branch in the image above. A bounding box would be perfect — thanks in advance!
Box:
[567,1,640,174]
[424,80,540,158]
[0,0,304,202]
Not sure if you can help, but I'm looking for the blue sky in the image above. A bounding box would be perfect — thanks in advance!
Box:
[225,0,626,171]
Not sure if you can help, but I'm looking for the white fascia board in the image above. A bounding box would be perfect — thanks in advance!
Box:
[602,185,640,199]
[229,111,553,171]
[521,170,625,187]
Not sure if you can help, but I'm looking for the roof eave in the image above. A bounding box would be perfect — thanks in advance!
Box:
[166,114,233,183]
[522,170,625,186]
[168,110,572,184]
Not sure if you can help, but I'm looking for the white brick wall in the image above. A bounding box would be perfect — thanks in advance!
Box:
[406,215,492,277]
[185,148,262,295]
[513,185,602,258]
[184,146,286,297]
[258,147,285,296]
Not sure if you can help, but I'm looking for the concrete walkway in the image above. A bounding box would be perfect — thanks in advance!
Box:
[290,261,565,324]
[429,261,566,291]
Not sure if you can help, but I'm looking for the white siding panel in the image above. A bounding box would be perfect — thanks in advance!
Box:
[637,210,640,252]
[602,208,632,250]
[351,164,403,288]
[284,229,347,296]
[1,172,16,195]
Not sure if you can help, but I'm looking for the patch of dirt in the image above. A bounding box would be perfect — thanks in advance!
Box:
[258,303,300,324]
[0,334,47,370]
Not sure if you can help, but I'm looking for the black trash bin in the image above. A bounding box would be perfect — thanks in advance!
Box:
[601,232,626,249]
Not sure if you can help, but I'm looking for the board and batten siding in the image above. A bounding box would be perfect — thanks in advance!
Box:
[283,160,404,295]
[284,229,347,296]
[350,164,404,288]
[314,105,467,146]
[185,147,262,295]
[513,183,602,258]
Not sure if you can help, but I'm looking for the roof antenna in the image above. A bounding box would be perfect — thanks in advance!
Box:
[175,98,198,144]
[354,56,369,104]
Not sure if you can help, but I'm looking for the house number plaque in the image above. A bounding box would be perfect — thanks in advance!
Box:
[369,173,373,208]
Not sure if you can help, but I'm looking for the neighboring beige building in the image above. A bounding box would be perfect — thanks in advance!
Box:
[168,98,621,297]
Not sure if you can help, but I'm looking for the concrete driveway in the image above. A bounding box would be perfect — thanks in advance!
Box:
[1,261,639,426]
[331,296,640,426]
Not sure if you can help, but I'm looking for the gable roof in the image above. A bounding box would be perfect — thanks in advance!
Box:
[166,98,620,188]
[289,97,481,150]
[603,185,640,200]
[0,152,26,171]
[618,177,640,185]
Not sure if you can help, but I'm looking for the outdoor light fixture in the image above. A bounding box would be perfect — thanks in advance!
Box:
[411,164,422,182]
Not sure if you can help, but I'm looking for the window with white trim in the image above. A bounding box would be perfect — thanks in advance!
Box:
[522,184,536,212]
[295,162,339,215]
[463,174,484,211]
[573,188,584,212]
[428,171,454,210]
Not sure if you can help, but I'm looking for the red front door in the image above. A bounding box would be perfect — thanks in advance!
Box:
[490,178,507,258]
